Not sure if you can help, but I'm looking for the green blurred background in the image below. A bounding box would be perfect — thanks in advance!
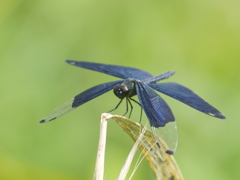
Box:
[0,0,239,179]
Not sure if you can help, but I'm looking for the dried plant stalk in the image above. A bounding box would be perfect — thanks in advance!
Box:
[112,114,184,180]
[94,113,184,180]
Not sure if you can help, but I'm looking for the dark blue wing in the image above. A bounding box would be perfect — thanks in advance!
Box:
[143,71,175,84]
[66,60,153,80]
[150,82,226,119]
[40,80,123,123]
[135,82,175,128]
[135,82,178,154]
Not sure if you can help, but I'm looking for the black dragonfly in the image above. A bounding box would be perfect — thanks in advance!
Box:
[40,60,226,154]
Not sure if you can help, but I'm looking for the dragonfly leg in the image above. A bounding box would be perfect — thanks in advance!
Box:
[130,98,143,124]
[127,98,133,118]
[108,99,123,113]
[122,98,129,117]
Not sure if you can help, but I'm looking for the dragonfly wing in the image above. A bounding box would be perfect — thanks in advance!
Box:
[135,82,175,127]
[143,71,175,84]
[135,82,177,154]
[66,60,153,80]
[150,82,226,119]
[151,121,178,155]
[40,80,124,123]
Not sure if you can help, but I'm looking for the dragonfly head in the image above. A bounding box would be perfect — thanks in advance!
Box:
[113,84,129,99]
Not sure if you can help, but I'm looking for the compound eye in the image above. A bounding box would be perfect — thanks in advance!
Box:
[113,85,127,99]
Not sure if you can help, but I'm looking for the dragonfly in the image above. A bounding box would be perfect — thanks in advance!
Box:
[40,60,226,155]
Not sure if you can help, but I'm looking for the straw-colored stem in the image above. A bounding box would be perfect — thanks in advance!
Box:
[93,113,112,180]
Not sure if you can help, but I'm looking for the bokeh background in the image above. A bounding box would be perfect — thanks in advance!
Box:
[0,0,239,179]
